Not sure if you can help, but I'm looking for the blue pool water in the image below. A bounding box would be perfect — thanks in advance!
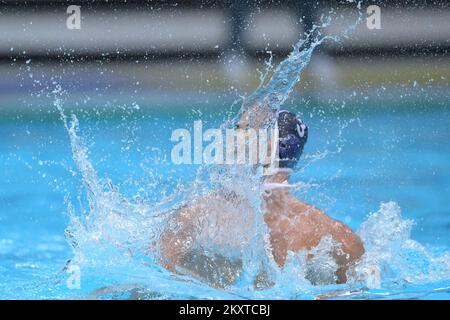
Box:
[0,93,449,299]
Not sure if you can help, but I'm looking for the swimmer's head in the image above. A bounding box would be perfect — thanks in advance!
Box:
[276,110,308,169]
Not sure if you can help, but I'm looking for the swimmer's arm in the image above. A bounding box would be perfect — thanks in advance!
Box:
[330,222,365,283]
[288,200,365,283]
[308,205,365,283]
[159,205,200,272]
[160,201,244,289]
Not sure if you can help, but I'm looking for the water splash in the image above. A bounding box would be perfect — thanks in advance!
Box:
[55,115,449,298]
[352,202,450,290]
[50,3,450,299]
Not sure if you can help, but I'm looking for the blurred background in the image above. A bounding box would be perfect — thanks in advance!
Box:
[0,0,448,110]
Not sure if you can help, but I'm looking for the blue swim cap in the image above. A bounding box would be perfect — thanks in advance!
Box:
[277,110,308,169]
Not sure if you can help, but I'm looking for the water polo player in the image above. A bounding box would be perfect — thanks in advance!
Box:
[159,108,364,287]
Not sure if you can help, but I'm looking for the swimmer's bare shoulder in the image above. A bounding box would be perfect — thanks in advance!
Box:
[159,191,251,272]
[264,190,364,283]
[159,194,209,272]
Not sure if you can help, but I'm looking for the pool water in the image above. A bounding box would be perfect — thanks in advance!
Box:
[0,94,449,299]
